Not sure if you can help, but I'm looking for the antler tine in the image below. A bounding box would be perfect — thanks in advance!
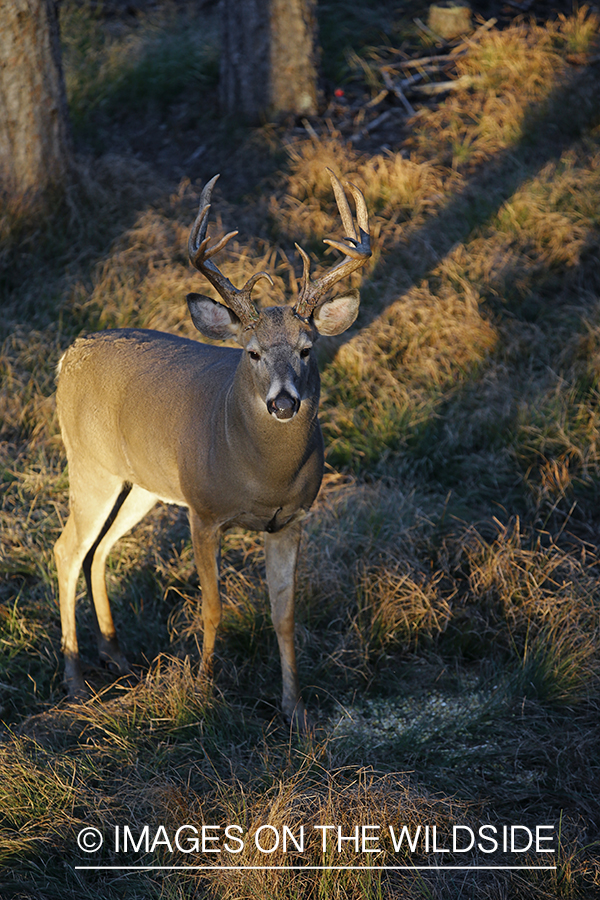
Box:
[327,168,358,243]
[189,174,272,329]
[294,242,312,310]
[293,169,371,321]
[188,175,229,262]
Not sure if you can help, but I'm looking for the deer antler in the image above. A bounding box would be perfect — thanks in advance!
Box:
[293,169,371,321]
[188,174,273,329]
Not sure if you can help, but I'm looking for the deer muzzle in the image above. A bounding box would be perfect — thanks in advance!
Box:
[267,391,301,421]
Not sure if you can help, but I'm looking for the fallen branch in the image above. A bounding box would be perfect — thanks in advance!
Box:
[366,88,390,109]
[399,66,451,88]
[412,15,497,55]
[349,109,394,142]
[381,69,416,116]
[302,118,319,141]
[409,73,476,95]
[393,52,466,68]
[452,17,497,53]
[414,17,446,44]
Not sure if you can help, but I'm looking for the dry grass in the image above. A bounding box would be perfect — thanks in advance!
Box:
[72,186,295,335]
[320,279,497,467]
[440,518,600,700]
[277,137,448,248]
[410,8,599,169]
[2,5,600,898]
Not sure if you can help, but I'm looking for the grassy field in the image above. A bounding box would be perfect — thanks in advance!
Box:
[1,0,600,896]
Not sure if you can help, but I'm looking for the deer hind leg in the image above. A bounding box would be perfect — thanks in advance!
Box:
[54,472,129,696]
[82,483,158,676]
[189,512,221,680]
[265,520,307,731]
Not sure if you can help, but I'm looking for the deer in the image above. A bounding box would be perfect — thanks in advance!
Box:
[53,169,370,730]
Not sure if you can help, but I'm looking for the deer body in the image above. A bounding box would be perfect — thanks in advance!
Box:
[54,171,370,728]
[57,327,323,525]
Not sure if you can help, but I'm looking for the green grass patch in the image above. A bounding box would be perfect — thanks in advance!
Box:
[60,2,219,136]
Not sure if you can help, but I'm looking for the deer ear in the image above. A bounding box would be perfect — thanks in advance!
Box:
[187,294,242,341]
[312,289,360,336]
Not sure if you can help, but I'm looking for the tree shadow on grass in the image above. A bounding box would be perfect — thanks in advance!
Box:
[325,56,600,524]
[361,58,600,322]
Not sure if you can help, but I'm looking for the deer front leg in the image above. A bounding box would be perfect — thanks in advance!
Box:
[265,520,308,731]
[189,513,222,680]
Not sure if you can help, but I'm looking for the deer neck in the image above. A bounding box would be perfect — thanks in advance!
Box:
[225,361,321,484]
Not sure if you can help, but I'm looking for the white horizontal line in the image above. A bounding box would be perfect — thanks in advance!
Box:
[74,865,558,871]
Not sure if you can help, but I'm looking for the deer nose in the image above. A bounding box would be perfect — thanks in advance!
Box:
[267,391,300,420]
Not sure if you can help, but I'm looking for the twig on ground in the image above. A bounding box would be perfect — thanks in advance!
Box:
[393,52,465,68]
[381,70,416,116]
[414,17,446,44]
[366,89,391,109]
[302,118,319,141]
[410,74,476,95]
[349,109,394,143]
[452,17,498,53]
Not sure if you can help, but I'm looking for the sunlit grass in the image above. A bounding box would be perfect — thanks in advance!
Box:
[411,8,599,168]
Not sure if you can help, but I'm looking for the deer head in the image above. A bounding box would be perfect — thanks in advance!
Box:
[186,169,371,421]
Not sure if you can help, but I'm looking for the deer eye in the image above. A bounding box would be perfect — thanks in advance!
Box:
[300,347,311,359]
[248,350,261,361]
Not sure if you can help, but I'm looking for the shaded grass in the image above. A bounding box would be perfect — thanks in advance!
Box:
[60,0,219,139]
[317,0,418,86]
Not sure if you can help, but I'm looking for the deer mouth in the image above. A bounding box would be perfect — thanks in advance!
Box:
[267,391,300,421]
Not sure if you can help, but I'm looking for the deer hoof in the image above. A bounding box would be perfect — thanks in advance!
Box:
[64,653,89,700]
[98,637,130,676]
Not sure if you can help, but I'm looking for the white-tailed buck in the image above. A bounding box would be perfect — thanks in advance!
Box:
[54,169,370,728]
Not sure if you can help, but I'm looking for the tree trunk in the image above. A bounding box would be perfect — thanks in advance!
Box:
[269,0,318,118]
[219,0,318,121]
[0,0,72,206]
